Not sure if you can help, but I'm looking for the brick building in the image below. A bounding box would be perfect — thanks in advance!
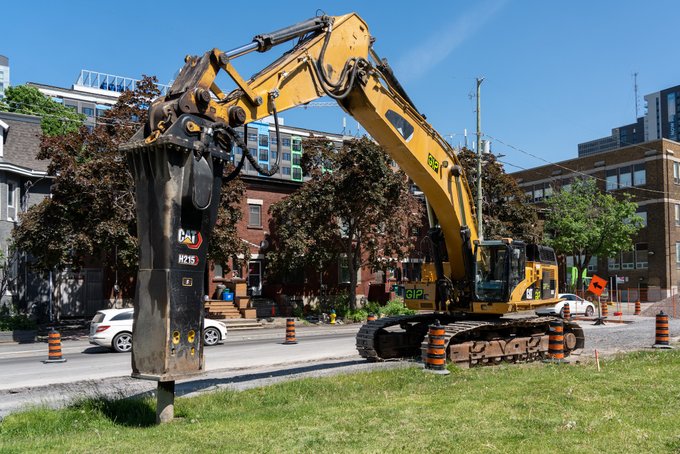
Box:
[205,121,396,311]
[512,138,680,301]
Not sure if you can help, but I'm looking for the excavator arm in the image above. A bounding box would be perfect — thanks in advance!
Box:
[130,13,478,290]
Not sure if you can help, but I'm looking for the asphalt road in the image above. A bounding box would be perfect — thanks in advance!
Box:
[0,324,363,391]
[1,315,678,419]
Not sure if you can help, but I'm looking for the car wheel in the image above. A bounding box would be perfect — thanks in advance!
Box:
[112,332,133,353]
[203,327,221,346]
[585,305,594,317]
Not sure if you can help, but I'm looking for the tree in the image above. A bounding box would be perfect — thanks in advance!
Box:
[12,76,247,275]
[0,85,84,136]
[544,178,643,292]
[456,148,541,242]
[267,137,423,310]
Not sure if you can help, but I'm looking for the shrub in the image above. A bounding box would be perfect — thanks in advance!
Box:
[344,308,368,322]
[381,299,416,316]
[0,314,37,331]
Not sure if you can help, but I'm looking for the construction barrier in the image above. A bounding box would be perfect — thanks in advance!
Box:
[367,313,377,322]
[601,300,609,318]
[283,318,297,345]
[547,319,565,362]
[634,300,641,316]
[562,302,571,319]
[653,311,672,349]
[43,329,67,363]
[424,320,449,375]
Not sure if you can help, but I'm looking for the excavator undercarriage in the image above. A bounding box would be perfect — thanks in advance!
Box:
[356,314,584,367]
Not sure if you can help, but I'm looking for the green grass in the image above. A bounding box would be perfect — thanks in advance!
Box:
[3,350,680,453]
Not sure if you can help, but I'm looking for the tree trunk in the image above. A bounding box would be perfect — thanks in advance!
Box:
[348,259,357,311]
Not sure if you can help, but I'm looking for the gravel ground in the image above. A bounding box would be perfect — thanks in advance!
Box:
[572,314,680,359]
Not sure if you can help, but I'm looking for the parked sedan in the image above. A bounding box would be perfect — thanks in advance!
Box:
[89,308,227,352]
[535,293,596,318]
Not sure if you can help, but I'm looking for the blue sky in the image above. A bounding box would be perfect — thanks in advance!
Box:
[3,0,680,171]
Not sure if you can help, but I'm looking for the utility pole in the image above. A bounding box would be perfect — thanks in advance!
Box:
[633,72,639,120]
[476,77,484,240]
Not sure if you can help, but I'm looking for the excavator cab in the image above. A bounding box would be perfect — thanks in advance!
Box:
[474,240,525,303]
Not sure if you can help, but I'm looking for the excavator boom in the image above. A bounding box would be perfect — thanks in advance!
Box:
[123,13,583,370]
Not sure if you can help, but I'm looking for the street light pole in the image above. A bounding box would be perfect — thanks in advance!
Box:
[476,77,484,240]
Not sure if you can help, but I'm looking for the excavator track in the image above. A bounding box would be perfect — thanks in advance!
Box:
[356,315,584,367]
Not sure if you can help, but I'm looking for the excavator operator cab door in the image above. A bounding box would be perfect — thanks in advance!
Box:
[473,240,526,303]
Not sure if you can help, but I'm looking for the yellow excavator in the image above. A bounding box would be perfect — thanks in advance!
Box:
[123,12,583,372]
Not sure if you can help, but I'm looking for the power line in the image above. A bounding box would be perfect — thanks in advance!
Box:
[485,133,669,196]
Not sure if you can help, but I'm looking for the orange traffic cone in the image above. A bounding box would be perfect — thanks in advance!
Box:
[283,318,297,345]
[43,329,67,363]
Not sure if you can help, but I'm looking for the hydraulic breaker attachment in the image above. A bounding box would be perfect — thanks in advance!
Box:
[121,113,231,381]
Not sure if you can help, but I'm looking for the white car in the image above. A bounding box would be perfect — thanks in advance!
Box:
[89,308,227,353]
[535,293,596,318]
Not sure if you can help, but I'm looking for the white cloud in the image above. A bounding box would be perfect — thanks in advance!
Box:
[394,0,507,82]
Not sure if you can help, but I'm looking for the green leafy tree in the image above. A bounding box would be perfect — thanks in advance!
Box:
[544,178,643,292]
[268,137,423,310]
[12,76,247,275]
[0,85,84,136]
[457,148,541,241]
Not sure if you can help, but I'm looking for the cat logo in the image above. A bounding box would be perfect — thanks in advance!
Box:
[178,229,203,250]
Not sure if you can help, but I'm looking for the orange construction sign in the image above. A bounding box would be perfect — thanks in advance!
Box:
[588,274,608,296]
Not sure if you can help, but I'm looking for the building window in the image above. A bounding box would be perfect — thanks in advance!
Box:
[618,166,632,188]
[270,134,277,145]
[6,181,15,221]
[621,250,634,270]
[292,167,302,181]
[281,138,291,147]
[7,182,14,209]
[339,255,350,284]
[543,185,553,199]
[282,166,291,176]
[674,162,680,185]
[270,150,278,161]
[633,163,646,186]
[588,256,598,272]
[258,149,268,161]
[283,152,291,161]
[248,148,257,157]
[676,242,680,268]
[636,243,648,269]
[82,107,95,117]
[248,204,261,227]
[247,132,257,142]
[533,187,544,203]
[292,138,302,152]
[606,169,617,191]
[608,254,620,270]
[259,134,269,147]
[637,210,647,227]
[292,153,302,166]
